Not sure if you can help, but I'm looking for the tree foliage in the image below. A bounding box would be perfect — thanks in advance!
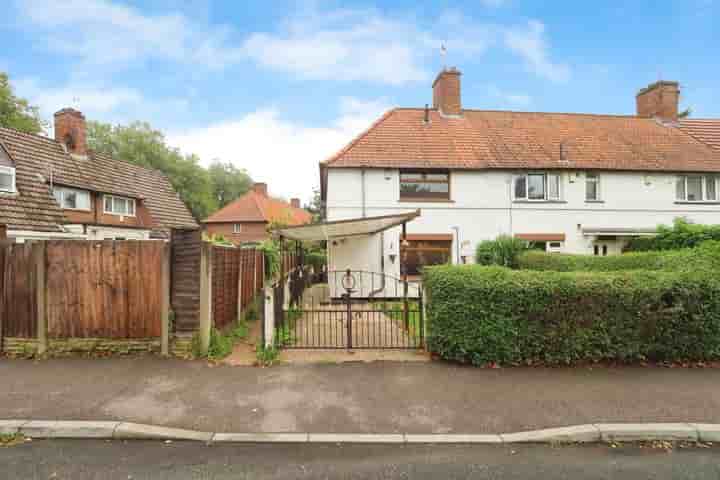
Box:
[305,187,325,224]
[0,72,45,134]
[87,120,252,221]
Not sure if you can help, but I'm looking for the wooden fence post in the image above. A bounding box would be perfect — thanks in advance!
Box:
[160,243,171,356]
[0,225,6,240]
[198,242,213,356]
[33,242,47,355]
[236,251,244,323]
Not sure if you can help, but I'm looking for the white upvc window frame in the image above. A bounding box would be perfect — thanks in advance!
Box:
[103,194,136,217]
[676,174,718,203]
[585,172,601,201]
[233,223,242,234]
[53,186,92,211]
[514,172,562,201]
[0,166,16,193]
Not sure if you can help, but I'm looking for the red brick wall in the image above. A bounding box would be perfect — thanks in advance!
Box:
[205,222,269,244]
[636,81,679,121]
[432,68,462,116]
[61,191,153,229]
[0,224,6,239]
[54,109,87,156]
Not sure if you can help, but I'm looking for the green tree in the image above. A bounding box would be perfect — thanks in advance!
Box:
[208,160,252,208]
[305,187,325,223]
[0,72,45,134]
[87,120,218,220]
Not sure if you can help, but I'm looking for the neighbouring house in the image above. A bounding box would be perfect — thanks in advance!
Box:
[203,182,311,244]
[0,108,198,242]
[312,68,720,286]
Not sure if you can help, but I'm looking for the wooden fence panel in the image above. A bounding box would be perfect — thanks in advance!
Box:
[45,241,163,338]
[212,246,240,330]
[171,229,202,332]
[1,243,36,338]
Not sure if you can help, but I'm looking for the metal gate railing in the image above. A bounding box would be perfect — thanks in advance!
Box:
[275,269,424,350]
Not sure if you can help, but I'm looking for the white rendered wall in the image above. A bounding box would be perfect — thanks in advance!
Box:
[325,167,720,273]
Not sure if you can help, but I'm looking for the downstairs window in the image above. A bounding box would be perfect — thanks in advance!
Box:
[401,238,452,276]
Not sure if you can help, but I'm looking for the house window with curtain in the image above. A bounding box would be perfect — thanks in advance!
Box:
[104,195,136,216]
[676,175,718,202]
[233,224,242,233]
[401,237,452,276]
[399,170,450,200]
[514,172,561,201]
[53,186,91,210]
[0,166,16,193]
[585,172,601,201]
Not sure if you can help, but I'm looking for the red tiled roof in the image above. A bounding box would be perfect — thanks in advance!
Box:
[678,119,720,151]
[324,108,720,172]
[0,127,198,235]
[204,190,312,226]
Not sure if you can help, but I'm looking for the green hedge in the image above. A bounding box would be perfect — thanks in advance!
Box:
[424,265,720,366]
[625,218,720,252]
[517,241,720,272]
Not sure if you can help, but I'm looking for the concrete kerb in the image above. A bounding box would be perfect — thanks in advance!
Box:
[2,421,715,444]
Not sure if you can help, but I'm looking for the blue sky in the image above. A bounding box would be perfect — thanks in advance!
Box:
[1,0,718,201]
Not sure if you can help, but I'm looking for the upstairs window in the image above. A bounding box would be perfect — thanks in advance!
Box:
[233,224,242,234]
[676,175,718,202]
[104,195,136,216]
[53,186,91,210]
[0,166,16,193]
[514,172,561,201]
[585,172,601,201]
[399,170,450,200]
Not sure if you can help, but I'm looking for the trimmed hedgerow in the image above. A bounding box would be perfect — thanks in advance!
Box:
[517,241,720,272]
[624,218,720,252]
[475,235,529,268]
[424,265,720,366]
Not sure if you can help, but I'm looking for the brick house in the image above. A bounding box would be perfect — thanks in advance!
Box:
[204,183,311,244]
[0,108,198,242]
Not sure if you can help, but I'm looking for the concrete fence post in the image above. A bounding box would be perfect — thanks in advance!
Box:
[264,285,274,347]
[198,242,213,356]
[160,243,171,356]
[32,241,47,355]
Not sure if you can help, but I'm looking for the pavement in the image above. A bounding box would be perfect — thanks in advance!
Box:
[2,357,720,434]
[3,440,720,479]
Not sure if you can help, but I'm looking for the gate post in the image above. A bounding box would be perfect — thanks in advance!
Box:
[263,285,275,347]
[198,242,212,356]
[160,242,171,356]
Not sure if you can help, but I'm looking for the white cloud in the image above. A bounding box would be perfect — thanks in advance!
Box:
[168,98,391,203]
[15,0,243,69]
[504,21,570,83]
[14,78,190,129]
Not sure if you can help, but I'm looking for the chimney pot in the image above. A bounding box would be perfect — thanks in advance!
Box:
[290,198,301,209]
[54,108,87,156]
[253,182,268,197]
[432,68,462,117]
[636,81,680,122]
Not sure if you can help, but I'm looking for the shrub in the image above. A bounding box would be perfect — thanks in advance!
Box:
[625,218,720,252]
[517,240,720,272]
[423,264,720,366]
[475,235,528,268]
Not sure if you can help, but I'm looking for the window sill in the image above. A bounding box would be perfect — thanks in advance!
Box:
[104,213,137,217]
[62,207,92,212]
[584,200,605,204]
[513,200,567,204]
[399,198,454,203]
[674,201,720,205]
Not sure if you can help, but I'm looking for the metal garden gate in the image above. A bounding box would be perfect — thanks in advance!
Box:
[274,269,424,350]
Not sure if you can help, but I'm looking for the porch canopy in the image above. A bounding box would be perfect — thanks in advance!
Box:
[581,227,657,237]
[272,210,420,242]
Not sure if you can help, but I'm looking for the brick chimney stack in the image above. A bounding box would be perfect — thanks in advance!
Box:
[253,182,268,197]
[636,81,680,122]
[54,108,87,156]
[432,68,462,117]
[290,198,301,209]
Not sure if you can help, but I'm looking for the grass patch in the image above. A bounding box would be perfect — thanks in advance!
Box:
[380,301,423,338]
[0,433,25,447]
[256,342,280,366]
[193,318,250,360]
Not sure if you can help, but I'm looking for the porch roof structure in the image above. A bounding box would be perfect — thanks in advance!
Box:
[581,227,657,237]
[272,210,420,242]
